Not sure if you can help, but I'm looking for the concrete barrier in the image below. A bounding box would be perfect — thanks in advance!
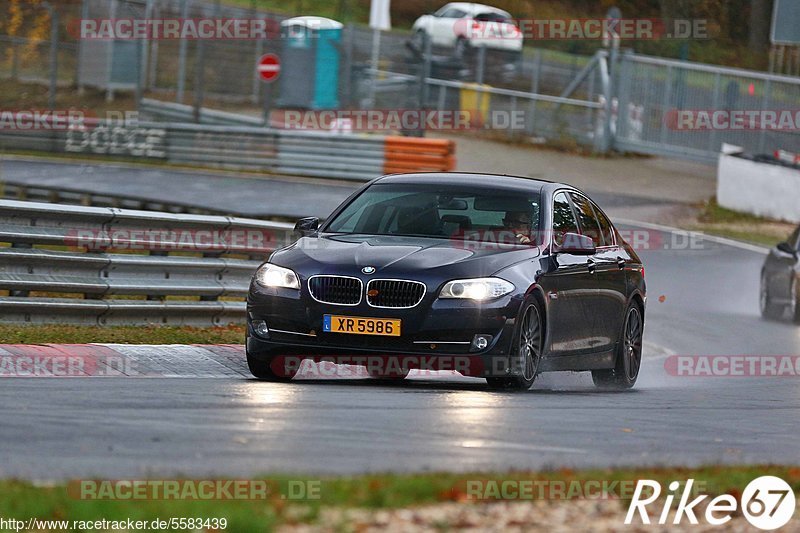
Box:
[717,146,800,223]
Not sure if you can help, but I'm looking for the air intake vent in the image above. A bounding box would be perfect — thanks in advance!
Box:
[366,279,426,308]
[308,276,362,305]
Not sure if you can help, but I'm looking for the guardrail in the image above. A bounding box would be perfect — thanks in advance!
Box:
[0,199,295,326]
[0,114,456,182]
[0,179,234,216]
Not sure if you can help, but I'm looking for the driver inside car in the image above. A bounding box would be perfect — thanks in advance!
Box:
[503,210,532,244]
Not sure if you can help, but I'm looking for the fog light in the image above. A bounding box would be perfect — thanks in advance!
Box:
[252,320,270,338]
[471,334,492,351]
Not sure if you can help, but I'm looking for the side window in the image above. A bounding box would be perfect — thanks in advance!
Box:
[569,193,603,246]
[440,8,465,18]
[552,192,579,247]
[433,5,451,17]
[592,201,615,247]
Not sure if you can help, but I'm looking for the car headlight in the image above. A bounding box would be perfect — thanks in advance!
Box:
[254,263,300,290]
[439,277,515,300]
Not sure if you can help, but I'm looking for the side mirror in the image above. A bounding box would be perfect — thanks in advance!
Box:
[555,232,596,255]
[776,241,798,257]
[294,216,319,237]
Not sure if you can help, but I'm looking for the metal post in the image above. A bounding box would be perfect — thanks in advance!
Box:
[176,0,189,102]
[368,28,381,107]
[249,0,261,104]
[614,51,633,147]
[46,5,58,112]
[342,24,354,107]
[135,27,144,108]
[757,80,771,154]
[11,37,20,81]
[419,32,432,110]
[596,52,612,153]
[76,0,89,92]
[508,96,517,139]
[252,38,264,104]
[658,65,673,144]
[708,72,721,153]
[262,81,273,126]
[526,49,541,136]
[147,0,158,91]
[139,0,154,105]
[476,45,486,85]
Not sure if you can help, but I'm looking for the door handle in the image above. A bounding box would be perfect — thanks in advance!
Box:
[616,256,626,270]
[587,258,596,274]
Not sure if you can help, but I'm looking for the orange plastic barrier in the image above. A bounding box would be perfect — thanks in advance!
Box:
[383,137,456,174]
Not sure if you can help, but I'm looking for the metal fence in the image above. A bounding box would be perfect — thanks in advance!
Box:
[0,199,295,326]
[614,52,800,163]
[3,0,800,165]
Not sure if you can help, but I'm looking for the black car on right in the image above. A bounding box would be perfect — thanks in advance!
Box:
[761,224,800,322]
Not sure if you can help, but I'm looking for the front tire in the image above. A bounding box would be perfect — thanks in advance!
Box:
[789,277,800,324]
[760,272,783,320]
[487,303,542,391]
[592,303,643,390]
[247,350,296,382]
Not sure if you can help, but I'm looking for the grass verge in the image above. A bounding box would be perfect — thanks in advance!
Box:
[686,198,796,248]
[0,466,797,532]
[0,324,245,345]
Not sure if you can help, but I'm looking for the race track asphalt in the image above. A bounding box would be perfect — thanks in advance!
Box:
[2,225,799,481]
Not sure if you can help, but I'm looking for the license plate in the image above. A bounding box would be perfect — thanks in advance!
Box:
[323,315,401,337]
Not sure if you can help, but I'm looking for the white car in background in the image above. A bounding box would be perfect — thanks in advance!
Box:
[412,2,523,57]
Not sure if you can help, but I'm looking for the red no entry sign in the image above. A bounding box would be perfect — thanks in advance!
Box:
[258,54,281,82]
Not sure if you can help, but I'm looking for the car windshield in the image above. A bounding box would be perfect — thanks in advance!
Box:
[324,183,541,243]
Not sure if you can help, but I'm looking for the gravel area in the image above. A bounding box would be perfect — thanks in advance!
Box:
[279,500,800,532]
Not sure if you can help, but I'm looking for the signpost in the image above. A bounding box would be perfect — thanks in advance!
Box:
[258,53,281,82]
[258,53,280,126]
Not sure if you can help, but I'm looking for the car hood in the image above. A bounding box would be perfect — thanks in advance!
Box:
[271,234,540,279]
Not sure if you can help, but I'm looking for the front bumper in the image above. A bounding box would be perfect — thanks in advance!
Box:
[247,283,524,377]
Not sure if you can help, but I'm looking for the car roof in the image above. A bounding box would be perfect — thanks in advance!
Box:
[375,172,560,193]
[443,2,512,17]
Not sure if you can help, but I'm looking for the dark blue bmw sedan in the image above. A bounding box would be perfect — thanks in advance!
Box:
[246,173,646,390]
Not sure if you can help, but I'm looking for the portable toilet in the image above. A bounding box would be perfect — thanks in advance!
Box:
[279,16,343,109]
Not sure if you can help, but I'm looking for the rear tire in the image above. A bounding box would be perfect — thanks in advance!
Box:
[592,303,643,390]
[760,272,783,320]
[487,303,542,391]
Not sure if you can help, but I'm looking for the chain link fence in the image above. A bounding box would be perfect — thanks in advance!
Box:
[1,0,800,163]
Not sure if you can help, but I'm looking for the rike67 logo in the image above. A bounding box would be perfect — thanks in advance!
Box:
[626,476,795,530]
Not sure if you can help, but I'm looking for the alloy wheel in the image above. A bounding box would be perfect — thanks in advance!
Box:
[623,307,643,381]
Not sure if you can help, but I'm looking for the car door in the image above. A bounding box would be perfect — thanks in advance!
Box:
[542,191,598,356]
[583,196,628,352]
[567,192,616,353]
